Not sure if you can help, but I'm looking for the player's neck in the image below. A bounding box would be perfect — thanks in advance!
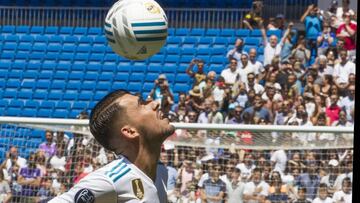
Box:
[123,143,161,182]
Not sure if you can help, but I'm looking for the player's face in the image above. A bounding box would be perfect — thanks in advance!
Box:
[119,94,175,141]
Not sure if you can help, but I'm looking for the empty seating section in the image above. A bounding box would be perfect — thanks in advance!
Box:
[0,25,289,118]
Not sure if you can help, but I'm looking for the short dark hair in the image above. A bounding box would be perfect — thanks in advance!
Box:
[298,187,307,193]
[90,90,129,151]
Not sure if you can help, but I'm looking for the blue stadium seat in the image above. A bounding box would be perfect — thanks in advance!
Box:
[173,83,190,93]
[197,47,210,56]
[143,82,154,92]
[1,26,15,35]
[162,64,177,74]
[210,48,226,56]
[235,29,250,38]
[190,28,205,36]
[63,90,78,100]
[206,29,220,37]
[56,101,71,111]
[250,29,262,37]
[166,37,182,48]
[182,37,198,48]
[47,90,63,101]
[93,91,107,101]
[37,109,52,117]
[197,37,213,48]
[210,56,227,65]
[267,29,282,39]
[164,55,180,64]
[21,108,37,117]
[32,90,47,100]
[166,47,181,55]
[243,45,257,54]
[30,26,44,35]
[129,73,144,82]
[88,27,103,36]
[114,73,128,82]
[51,80,66,90]
[98,73,113,82]
[44,26,58,35]
[132,65,147,73]
[127,82,142,92]
[175,74,190,83]
[59,26,74,36]
[112,82,127,91]
[149,55,165,65]
[175,28,190,36]
[181,48,196,56]
[96,82,111,91]
[74,27,88,36]
[67,81,81,90]
[17,90,33,100]
[72,101,88,110]
[15,26,30,35]
[145,73,159,82]
[103,54,119,64]
[244,37,261,46]
[209,64,224,74]
[220,29,235,37]
[53,109,69,118]
[167,28,175,36]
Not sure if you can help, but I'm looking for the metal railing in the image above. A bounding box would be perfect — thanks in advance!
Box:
[0,6,250,28]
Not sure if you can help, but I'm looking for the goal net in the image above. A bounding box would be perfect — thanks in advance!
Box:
[0,117,353,203]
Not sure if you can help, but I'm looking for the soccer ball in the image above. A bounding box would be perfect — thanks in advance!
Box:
[104,0,168,60]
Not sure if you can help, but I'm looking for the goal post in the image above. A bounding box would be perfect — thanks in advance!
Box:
[0,116,354,202]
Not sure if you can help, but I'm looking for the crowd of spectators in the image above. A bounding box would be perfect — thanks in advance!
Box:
[0,0,355,202]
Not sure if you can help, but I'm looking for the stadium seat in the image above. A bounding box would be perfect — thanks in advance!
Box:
[173,83,190,93]
[114,73,129,83]
[143,82,154,92]
[267,29,282,39]
[145,73,159,82]
[30,26,44,35]
[244,37,261,46]
[220,29,235,37]
[175,28,189,36]
[59,26,74,36]
[235,29,250,38]
[166,47,182,55]
[181,48,196,56]
[129,73,144,82]
[166,36,182,48]
[182,37,198,48]
[197,37,213,48]
[1,26,15,35]
[127,82,142,92]
[206,29,220,36]
[250,29,262,37]
[88,27,103,36]
[190,28,205,36]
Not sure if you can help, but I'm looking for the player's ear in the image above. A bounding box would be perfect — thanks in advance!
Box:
[120,125,140,139]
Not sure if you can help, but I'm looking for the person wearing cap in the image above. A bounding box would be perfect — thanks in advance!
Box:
[275,13,286,30]
[148,74,174,115]
[188,86,205,113]
[186,58,207,87]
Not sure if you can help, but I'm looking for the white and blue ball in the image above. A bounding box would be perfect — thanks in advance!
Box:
[105,0,168,60]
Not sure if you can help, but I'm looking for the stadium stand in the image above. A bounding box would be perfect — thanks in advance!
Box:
[0,26,277,118]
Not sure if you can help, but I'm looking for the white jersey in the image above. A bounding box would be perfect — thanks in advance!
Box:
[49,155,160,203]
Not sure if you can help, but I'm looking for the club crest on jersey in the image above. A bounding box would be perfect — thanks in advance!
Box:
[74,188,95,203]
[132,179,144,200]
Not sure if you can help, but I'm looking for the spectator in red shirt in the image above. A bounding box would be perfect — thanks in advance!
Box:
[336,12,357,61]
[325,94,341,124]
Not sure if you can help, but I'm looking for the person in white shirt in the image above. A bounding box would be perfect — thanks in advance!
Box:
[227,38,245,62]
[332,177,352,203]
[238,53,256,84]
[49,146,67,172]
[221,58,241,85]
[312,183,333,203]
[226,168,245,203]
[50,90,175,203]
[270,150,287,173]
[236,153,256,182]
[333,50,355,87]
[260,21,283,66]
[243,168,270,203]
[338,84,355,121]
[248,48,265,81]
[1,146,27,171]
